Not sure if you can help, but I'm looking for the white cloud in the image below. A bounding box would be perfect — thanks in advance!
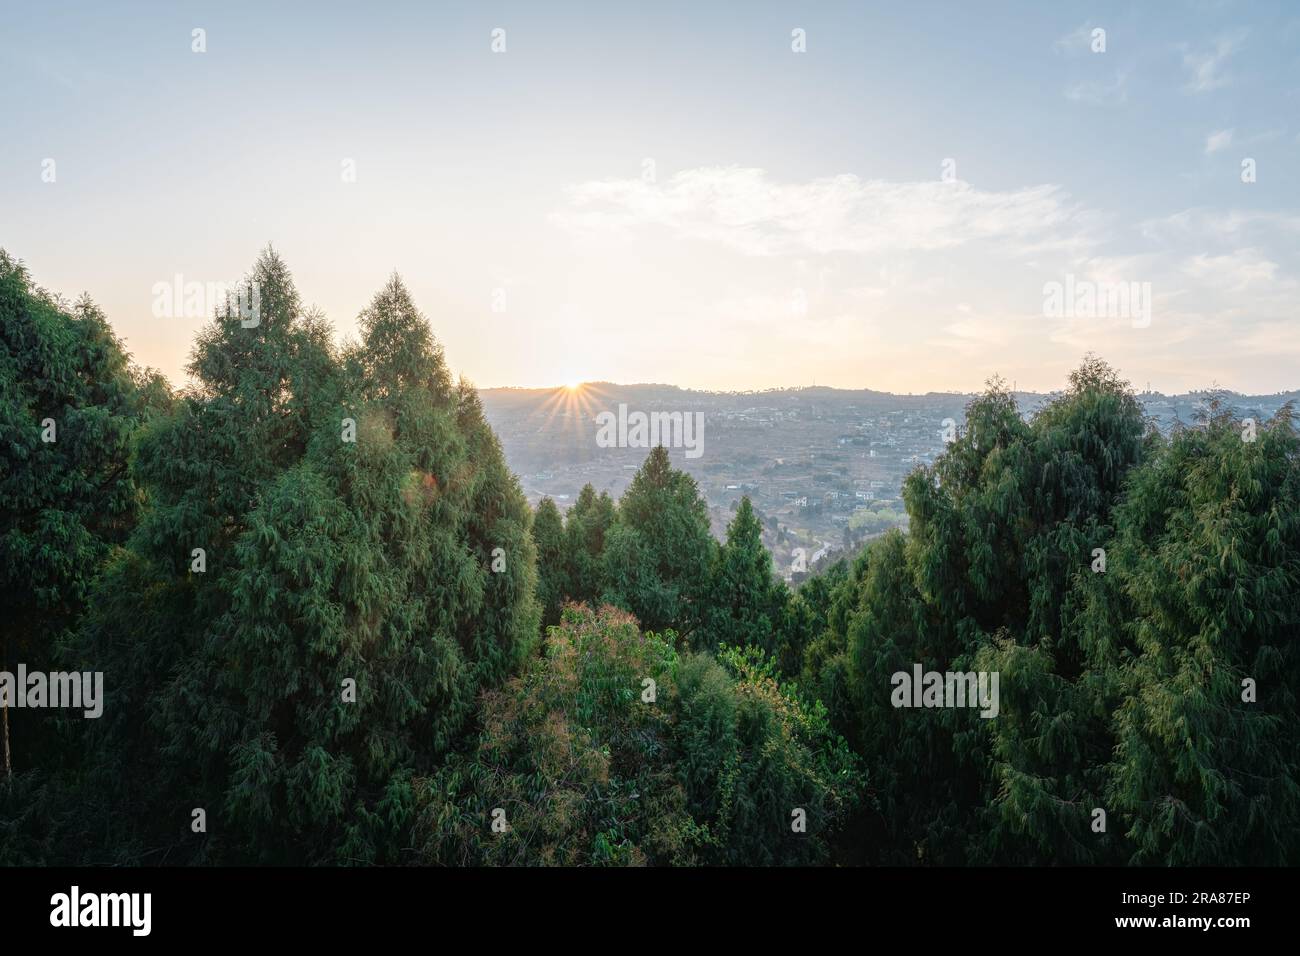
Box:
[938,312,1019,349]
[1182,249,1281,291]
[1139,208,1300,243]
[1071,254,1161,286]
[1053,24,1097,56]
[1182,30,1247,93]
[1064,70,1129,105]
[1238,319,1300,357]
[555,166,1097,257]
[1204,128,1234,154]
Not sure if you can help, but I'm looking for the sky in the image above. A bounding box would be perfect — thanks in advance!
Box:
[2,0,1298,394]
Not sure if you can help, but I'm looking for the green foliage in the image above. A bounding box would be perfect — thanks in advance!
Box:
[700,497,787,656]
[416,604,864,865]
[415,604,699,865]
[533,458,792,656]
[0,248,164,662]
[689,643,865,864]
[0,250,167,835]
[848,506,902,534]
[601,446,717,636]
[1099,401,1300,864]
[2,248,1293,871]
[69,254,538,864]
[531,497,567,628]
[563,484,615,606]
[804,357,1300,865]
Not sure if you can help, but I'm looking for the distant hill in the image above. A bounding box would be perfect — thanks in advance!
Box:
[479,380,1298,580]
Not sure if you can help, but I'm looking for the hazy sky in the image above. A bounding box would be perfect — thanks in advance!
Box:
[3,1,1298,393]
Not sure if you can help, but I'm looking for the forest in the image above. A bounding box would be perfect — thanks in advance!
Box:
[2,247,1297,866]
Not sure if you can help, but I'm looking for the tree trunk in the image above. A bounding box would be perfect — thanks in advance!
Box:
[2,636,10,781]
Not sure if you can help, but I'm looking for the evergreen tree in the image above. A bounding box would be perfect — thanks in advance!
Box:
[0,252,163,739]
[451,377,541,686]
[810,359,1155,863]
[563,483,615,605]
[1099,401,1300,864]
[969,358,1147,863]
[602,446,716,636]
[0,250,165,861]
[702,497,787,656]
[3,252,1293,875]
[70,255,538,864]
[531,497,567,629]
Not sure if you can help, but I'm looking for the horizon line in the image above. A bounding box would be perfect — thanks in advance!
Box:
[474,379,1300,400]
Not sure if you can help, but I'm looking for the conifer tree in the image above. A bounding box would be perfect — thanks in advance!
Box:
[0,251,165,861]
[602,445,716,637]
[702,497,787,655]
[563,483,615,605]
[451,377,541,685]
[969,358,1147,863]
[0,252,162,702]
[72,254,537,864]
[813,359,1154,863]
[1098,402,1300,864]
[531,497,567,628]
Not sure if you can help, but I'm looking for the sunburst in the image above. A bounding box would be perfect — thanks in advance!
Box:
[539,380,608,437]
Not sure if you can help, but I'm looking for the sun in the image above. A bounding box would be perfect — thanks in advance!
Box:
[540,380,606,431]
